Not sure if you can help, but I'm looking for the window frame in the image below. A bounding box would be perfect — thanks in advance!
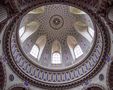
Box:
[51,51,62,64]
[74,45,83,58]
[19,26,26,38]
[30,44,40,58]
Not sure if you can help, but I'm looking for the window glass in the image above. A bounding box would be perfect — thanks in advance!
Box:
[88,27,94,38]
[52,53,61,64]
[74,45,83,58]
[19,26,25,37]
[30,45,39,58]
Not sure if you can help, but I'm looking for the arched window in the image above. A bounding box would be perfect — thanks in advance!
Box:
[52,52,61,64]
[88,27,94,38]
[30,45,39,58]
[36,35,46,60]
[74,45,83,58]
[19,26,25,37]
[28,6,45,14]
[69,6,86,14]
[20,21,39,43]
[67,36,78,60]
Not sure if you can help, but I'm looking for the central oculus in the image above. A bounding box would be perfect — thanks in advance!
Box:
[49,15,64,30]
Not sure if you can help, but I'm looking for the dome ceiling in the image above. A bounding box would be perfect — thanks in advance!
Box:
[18,4,95,70]
[2,1,111,89]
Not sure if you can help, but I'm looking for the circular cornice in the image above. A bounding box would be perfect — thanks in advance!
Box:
[2,1,111,89]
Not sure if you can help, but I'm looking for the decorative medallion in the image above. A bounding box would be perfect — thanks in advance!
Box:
[9,74,14,81]
[49,15,64,30]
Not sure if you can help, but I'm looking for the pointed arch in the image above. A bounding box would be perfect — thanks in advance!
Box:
[67,36,83,59]
[36,35,46,60]
[51,40,62,64]
[28,6,45,14]
[74,21,94,43]
[19,21,40,42]
[67,36,77,60]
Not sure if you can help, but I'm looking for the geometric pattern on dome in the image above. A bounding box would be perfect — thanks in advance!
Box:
[19,4,95,70]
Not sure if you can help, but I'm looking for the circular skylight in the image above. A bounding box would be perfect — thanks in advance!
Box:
[18,4,95,70]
